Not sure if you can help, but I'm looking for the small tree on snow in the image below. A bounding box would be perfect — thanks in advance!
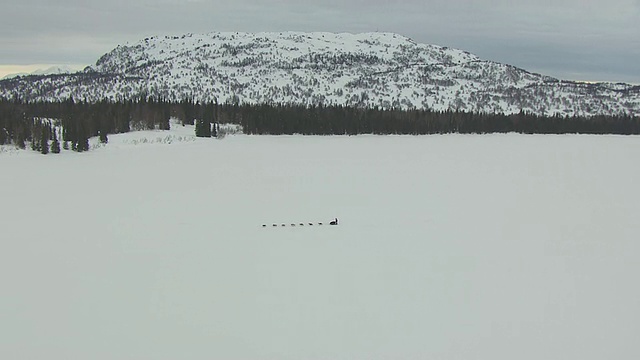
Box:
[40,128,49,155]
[195,118,211,137]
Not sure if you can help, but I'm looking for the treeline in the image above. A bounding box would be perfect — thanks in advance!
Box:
[0,98,218,152]
[237,104,640,135]
[2,98,639,152]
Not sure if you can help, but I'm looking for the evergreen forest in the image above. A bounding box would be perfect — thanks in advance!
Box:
[1,98,639,154]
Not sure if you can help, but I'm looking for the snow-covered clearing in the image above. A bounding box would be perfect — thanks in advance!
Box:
[1,127,639,359]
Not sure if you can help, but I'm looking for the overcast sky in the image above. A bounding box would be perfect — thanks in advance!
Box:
[2,0,639,83]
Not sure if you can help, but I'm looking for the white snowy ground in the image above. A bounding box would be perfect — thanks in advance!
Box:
[1,126,640,360]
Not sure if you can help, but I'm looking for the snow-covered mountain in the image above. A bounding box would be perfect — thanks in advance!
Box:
[1,65,80,80]
[2,32,639,117]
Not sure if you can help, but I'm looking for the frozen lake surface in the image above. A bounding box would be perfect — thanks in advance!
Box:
[2,128,639,359]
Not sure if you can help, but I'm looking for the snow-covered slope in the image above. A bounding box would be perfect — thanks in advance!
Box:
[30,65,79,76]
[2,129,640,359]
[2,32,639,116]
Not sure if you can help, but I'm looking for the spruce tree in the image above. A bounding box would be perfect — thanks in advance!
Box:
[31,123,39,151]
[40,127,49,155]
[15,131,26,149]
[195,118,211,137]
[75,120,89,152]
[51,131,61,154]
[195,119,202,137]
[82,137,90,151]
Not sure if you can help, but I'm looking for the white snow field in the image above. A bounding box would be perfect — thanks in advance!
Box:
[1,126,640,360]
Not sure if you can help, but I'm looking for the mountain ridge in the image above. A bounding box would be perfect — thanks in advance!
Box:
[2,31,639,117]
[1,65,81,80]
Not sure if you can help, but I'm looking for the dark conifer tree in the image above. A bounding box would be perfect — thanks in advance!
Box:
[40,124,49,154]
[51,129,61,154]
[16,135,26,150]
[195,118,203,137]
[79,137,90,152]
[160,99,171,130]
[195,117,211,137]
[181,98,195,126]
[77,132,90,152]
[30,121,39,151]
[74,112,90,152]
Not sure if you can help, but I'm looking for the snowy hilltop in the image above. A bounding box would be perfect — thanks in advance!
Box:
[1,65,79,80]
[1,31,639,117]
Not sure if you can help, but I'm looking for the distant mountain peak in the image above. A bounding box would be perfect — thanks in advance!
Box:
[2,65,83,80]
